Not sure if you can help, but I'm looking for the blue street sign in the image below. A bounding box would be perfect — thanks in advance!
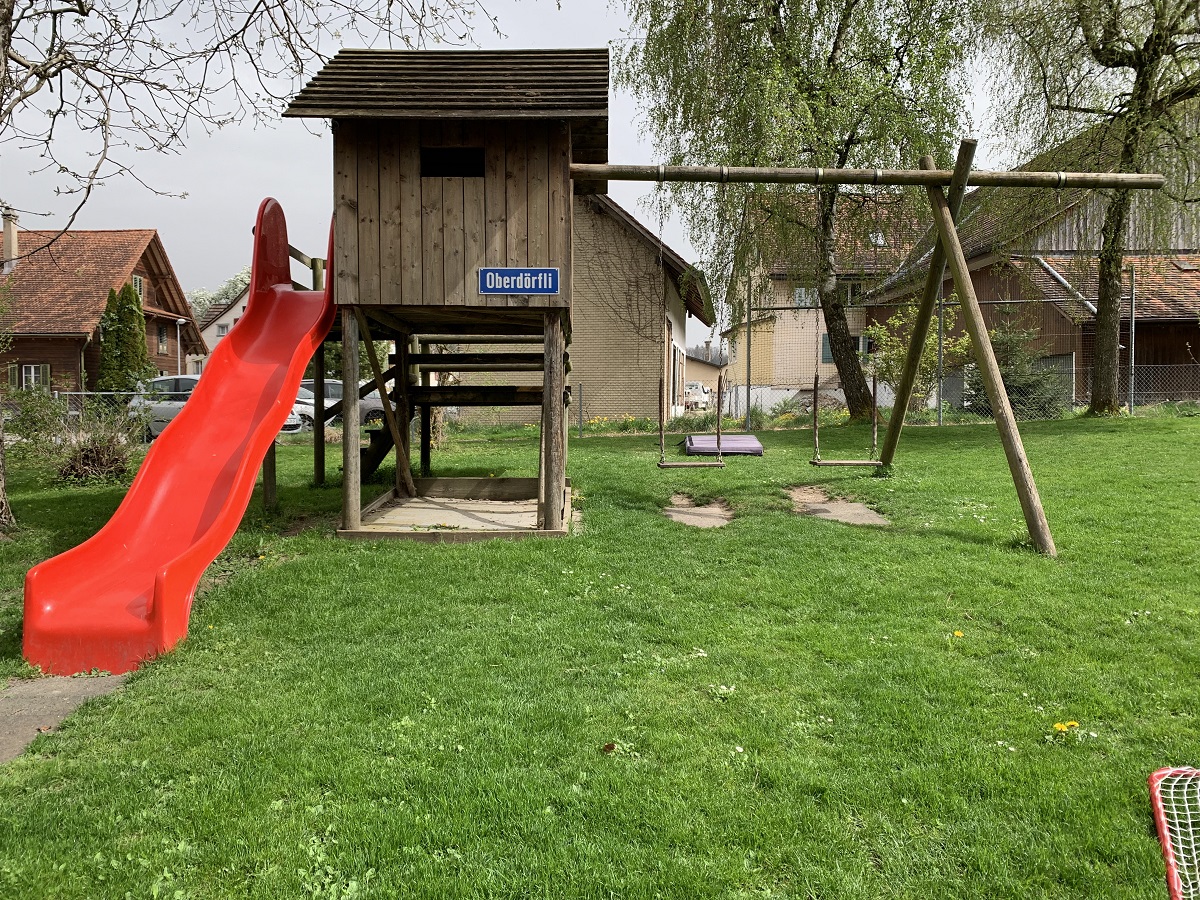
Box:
[478,267,560,295]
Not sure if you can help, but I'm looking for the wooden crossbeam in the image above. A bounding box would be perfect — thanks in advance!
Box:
[409,352,546,368]
[412,386,546,406]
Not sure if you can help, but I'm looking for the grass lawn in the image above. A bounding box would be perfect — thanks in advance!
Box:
[0,416,1197,898]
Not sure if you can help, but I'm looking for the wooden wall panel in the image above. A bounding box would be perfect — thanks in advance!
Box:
[526,122,549,308]
[378,124,402,300]
[443,177,466,304]
[333,120,359,307]
[340,116,573,310]
[399,127,421,304]
[357,122,381,306]
[549,122,572,313]
[505,121,529,308]
[484,123,507,272]
[463,124,486,304]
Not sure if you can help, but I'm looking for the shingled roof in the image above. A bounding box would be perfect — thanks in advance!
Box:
[1011,253,1200,321]
[876,124,1131,301]
[284,48,609,168]
[0,230,198,344]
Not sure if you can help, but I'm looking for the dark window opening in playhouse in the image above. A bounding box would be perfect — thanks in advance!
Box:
[420,147,485,178]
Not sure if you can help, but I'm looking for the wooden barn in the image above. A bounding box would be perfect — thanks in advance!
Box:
[284,49,609,537]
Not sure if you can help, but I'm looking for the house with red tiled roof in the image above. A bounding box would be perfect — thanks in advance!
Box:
[722,194,923,411]
[0,211,206,392]
[870,128,1200,405]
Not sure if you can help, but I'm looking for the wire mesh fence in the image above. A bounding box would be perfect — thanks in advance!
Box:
[717,298,1200,428]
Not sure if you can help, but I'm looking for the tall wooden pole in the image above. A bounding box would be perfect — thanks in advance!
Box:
[341,308,361,531]
[879,142,976,466]
[312,257,326,486]
[926,178,1058,557]
[543,311,566,531]
[354,309,415,497]
[313,342,326,486]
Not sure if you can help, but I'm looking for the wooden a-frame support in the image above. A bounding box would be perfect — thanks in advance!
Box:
[571,142,1170,556]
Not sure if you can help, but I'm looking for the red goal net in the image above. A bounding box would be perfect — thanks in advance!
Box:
[1150,767,1200,900]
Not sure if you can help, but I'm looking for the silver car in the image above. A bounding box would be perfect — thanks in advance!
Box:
[300,379,387,426]
[131,375,305,437]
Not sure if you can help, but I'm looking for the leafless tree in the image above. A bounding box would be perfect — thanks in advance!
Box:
[0,0,497,227]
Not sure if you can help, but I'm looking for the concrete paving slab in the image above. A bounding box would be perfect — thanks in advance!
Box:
[664,494,734,528]
[790,486,890,526]
[0,675,126,764]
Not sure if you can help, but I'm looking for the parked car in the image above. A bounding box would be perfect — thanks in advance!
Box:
[131,375,305,437]
[300,379,387,425]
[684,381,712,411]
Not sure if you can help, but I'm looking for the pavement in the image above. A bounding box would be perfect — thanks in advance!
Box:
[0,674,126,764]
[789,486,890,526]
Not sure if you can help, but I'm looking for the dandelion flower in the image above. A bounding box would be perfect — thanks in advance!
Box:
[1054,722,1069,732]
[953,630,964,638]
[1065,721,1079,728]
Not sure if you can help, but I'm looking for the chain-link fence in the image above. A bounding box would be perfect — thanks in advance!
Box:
[720,298,1200,427]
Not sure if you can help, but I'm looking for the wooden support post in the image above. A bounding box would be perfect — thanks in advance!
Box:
[313,342,326,486]
[354,308,415,497]
[926,176,1058,557]
[341,308,361,531]
[311,257,326,486]
[420,358,432,478]
[262,441,277,512]
[879,142,976,467]
[542,311,566,531]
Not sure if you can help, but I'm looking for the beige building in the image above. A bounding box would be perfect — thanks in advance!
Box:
[460,194,712,424]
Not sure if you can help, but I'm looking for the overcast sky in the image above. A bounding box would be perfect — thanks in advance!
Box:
[1,1,993,346]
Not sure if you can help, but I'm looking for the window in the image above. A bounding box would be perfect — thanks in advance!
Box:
[8,363,50,390]
[132,274,144,298]
[420,147,485,178]
[821,334,869,364]
[157,325,168,354]
[793,286,818,308]
[216,324,230,337]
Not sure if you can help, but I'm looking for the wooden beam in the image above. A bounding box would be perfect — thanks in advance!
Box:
[411,386,546,406]
[320,365,400,421]
[342,308,361,531]
[926,173,1057,557]
[879,143,975,467]
[410,352,545,367]
[313,342,326,485]
[542,311,566,531]
[417,334,544,345]
[570,163,1165,191]
[355,308,415,497]
[262,441,277,512]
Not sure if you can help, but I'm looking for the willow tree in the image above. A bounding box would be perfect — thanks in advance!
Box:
[616,0,971,419]
[980,0,1200,414]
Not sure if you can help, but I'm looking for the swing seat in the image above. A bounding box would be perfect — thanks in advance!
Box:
[686,434,762,456]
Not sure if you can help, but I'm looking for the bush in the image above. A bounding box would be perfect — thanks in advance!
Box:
[963,323,1069,421]
[7,390,145,484]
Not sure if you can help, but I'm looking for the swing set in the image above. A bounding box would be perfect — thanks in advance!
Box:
[573,140,1165,557]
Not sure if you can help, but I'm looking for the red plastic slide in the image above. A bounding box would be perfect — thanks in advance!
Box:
[23,199,335,675]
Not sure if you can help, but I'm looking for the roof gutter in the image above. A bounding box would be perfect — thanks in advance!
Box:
[1029,255,1098,315]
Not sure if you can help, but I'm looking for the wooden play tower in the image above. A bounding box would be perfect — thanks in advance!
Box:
[285,49,609,537]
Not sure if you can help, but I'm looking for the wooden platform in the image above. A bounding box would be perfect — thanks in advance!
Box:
[338,477,573,542]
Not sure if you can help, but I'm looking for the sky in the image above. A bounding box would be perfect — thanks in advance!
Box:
[0,1,995,346]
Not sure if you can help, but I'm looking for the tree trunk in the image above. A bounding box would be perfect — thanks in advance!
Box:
[1089,186,1132,414]
[816,184,873,419]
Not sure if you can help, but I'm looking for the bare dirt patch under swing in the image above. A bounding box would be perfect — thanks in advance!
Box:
[663,494,734,528]
[789,486,890,526]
